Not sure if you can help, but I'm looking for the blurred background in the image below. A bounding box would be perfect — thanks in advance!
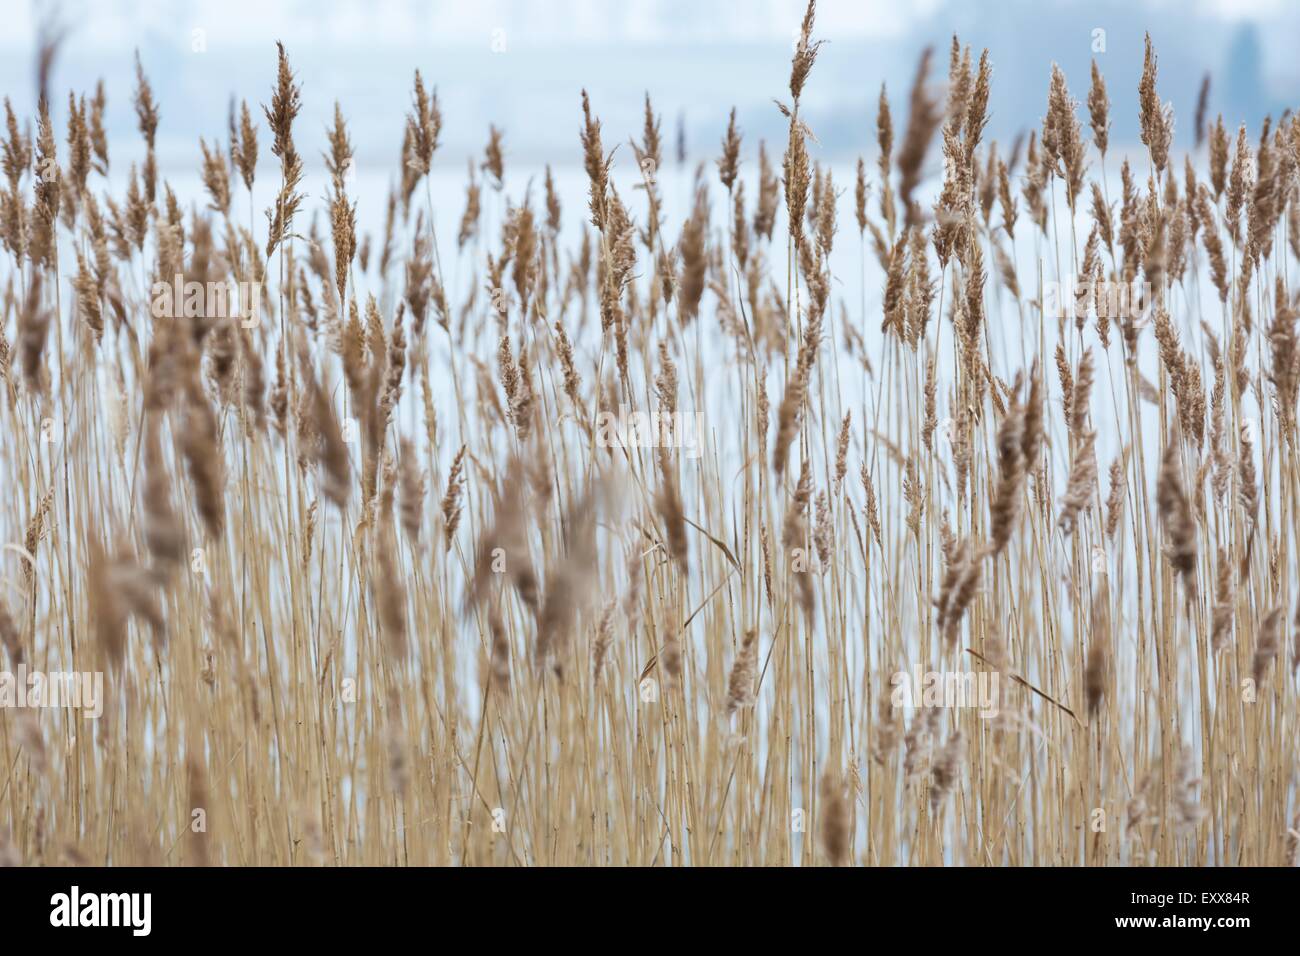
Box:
[0,0,1295,175]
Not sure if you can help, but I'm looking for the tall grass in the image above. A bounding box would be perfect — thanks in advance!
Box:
[0,2,1297,866]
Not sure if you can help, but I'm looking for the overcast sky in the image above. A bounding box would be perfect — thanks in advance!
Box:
[0,0,1292,170]
[0,0,1286,52]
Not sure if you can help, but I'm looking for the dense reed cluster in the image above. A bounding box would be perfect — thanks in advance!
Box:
[1,2,1298,865]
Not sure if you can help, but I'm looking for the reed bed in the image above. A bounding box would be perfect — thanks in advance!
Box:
[0,2,1297,866]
